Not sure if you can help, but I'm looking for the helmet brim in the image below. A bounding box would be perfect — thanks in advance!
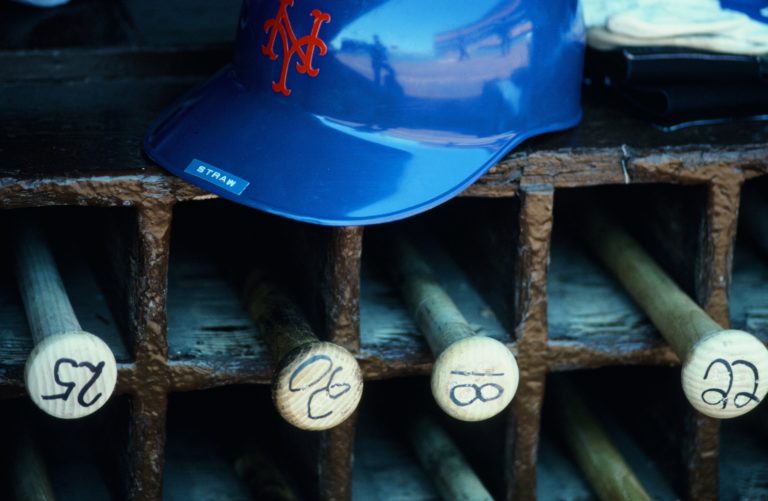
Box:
[144,65,579,226]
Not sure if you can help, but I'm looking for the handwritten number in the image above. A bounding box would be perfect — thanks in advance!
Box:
[41,358,77,402]
[289,355,333,392]
[733,360,760,408]
[450,383,504,407]
[701,358,760,409]
[701,358,733,408]
[41,358,106,408]
[75,362,106,407]
[289,355,351,420]
[448,371,505,407]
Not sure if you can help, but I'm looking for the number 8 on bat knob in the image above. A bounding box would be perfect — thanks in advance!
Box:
[448,375,504,407]
[432,336,519,421]
[391,237,519,422]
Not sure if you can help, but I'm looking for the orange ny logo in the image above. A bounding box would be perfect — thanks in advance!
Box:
[261,0,331,96]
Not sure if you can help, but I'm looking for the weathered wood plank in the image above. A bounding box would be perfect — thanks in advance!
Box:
[0,0,239,51]
[0,79,198,177]
[1,74,766,202]
[167,251,268,365]
[547,230,665,360]
[0,47,229,84]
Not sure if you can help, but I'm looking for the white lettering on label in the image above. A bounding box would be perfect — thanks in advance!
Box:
[189,163,246,192]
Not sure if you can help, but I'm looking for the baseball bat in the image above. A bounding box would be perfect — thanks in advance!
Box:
[550,379,652,501]
[407,413,493,500]
[244,272,363,431]
[392,237,519,422]
[9,423,56,501]
[579,208,768,418]
[15,224,118,419]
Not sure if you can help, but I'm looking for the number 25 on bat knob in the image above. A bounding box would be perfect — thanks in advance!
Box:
[14,223,117,420]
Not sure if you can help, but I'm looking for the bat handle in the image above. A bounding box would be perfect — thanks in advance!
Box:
[14,223,117,420]
[407,413,493,500]
[244,274,363,430]
[580,208,768,418]
[393,237,519,422]
[15,224,81,341]
[550,378,653,501]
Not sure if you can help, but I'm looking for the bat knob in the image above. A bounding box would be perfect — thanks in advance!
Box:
[25,331,118,419]
[431,336,519,422]
[272,342,363,430]
[682,329,768,419]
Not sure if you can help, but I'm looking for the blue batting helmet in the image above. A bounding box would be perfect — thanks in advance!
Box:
[145,0,585,225]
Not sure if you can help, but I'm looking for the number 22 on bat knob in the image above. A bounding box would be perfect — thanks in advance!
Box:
[700,358,760,410]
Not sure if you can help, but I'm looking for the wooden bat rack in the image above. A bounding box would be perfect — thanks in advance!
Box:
[2,1,768,500]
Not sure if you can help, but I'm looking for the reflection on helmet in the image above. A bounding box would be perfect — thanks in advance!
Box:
[145,0,585,225]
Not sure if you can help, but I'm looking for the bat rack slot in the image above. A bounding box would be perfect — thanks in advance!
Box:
[351,379,505,500]
[539,369,684,501]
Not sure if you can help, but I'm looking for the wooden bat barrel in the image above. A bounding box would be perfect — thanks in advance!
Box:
[407,413,493,500]
[392,237,519,422]
[15,224,117,420]
[550,379,652,501]
[244,273,363,430]
[580,209,768,418]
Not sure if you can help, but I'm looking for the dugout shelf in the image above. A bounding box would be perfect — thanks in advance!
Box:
[2,0,768,499]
